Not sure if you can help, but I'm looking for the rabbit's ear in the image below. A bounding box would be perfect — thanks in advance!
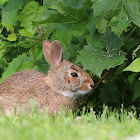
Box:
[42,40,52,65]
[50,40,63,66]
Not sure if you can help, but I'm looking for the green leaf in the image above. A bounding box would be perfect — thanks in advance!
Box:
[123,0,140,27]
[19,29,34,38]
[40,7,84,24]
[112,61,127,81]
[2,0,25,25]
[99,83,121,105]
[128,73,139,85]
[102,30,122,49]
[87,18,96,36]
[125,37,140,52]
[0,53,31,83]
[16,60,34,72]
[92,0,122,34]
[85,33,103,48]
[92,0,121,17]
[133,80,140,101]
[39,1,91,34]
[0,44,51,84]
[17,48,49,74]
[76,30,126,77]
[44,0,87,9]
[18,1,42,34]
[0,0,7,6]
[50,30,72,59]
[85,18,104,47]
[0,46,48,83]
[6,33,17,41]
[0,41,6,58]
[124,58,140,72]
[2,23,14,33]
[39,0,86,24]
[69,20,88,36]
[94,15,108,34]
[109,7,130,36]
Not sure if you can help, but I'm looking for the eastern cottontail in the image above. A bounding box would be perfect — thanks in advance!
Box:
[0,40,94,115]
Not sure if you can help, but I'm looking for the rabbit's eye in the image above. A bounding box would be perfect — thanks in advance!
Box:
[71,72,78,77]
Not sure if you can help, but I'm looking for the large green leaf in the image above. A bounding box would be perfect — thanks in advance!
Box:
[44,0,87,9]
[94,14,107,34]
[85,18,104,47]
[124,58,140,72]
[123,0,140,27]
[133,80,140,101]
[39,0,88,25]
[109,7,130,36]
[92,0,121,17]
[2,0,25,25]
[68,20,88,36]
[92,0,122,34]
[38,0,92,35]
[68,8,91,36]
[85,33,103,48]
[76,31,126,77]
[18,1,43,34]
[40,6,84,24]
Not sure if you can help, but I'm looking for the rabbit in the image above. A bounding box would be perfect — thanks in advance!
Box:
[0,40,94,115]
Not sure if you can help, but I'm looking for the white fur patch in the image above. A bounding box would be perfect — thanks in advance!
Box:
[61,91,76,97]
[88,83,92,90]
[61,90,91,97]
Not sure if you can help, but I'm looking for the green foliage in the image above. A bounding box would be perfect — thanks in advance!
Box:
[123,0,140,27]
[18,1,44,34]
[109,7,130,36]
[19,29,34,38]
[99,84,121,106]
[0,0,140,112]
[124,58,140,72]
[0,46,49,83]
[76,31,126,77]
[133,81,140,101]
[2,0,25,25]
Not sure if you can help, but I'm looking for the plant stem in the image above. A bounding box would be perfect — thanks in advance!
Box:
[126,27,137,39]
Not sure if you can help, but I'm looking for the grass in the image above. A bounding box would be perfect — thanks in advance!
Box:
[0,106,139,140]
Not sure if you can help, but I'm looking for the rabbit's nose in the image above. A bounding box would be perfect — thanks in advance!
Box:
[90,84,94,88]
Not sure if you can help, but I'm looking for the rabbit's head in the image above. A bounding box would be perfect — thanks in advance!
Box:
[43,40,94,97]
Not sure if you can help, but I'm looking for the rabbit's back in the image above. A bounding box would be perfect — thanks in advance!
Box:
[0,70,47,95]
[0,70,47,114]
